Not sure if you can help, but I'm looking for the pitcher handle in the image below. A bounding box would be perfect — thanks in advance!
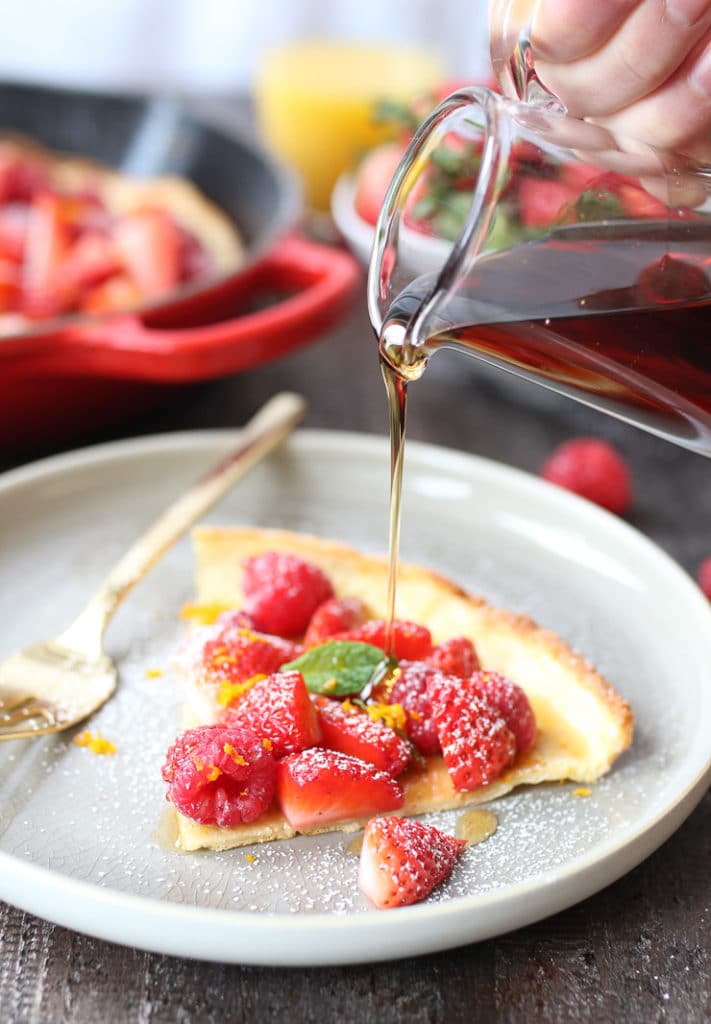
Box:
[489,0,565,111]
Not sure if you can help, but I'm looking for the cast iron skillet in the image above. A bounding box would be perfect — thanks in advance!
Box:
[0,80,302,328]
[0,83,361,449]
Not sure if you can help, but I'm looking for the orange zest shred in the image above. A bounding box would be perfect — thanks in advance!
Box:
[323,678,338,692]
[192,756,204,771]
[366,702,407,733]
[246,853,255,863]
[217,674,266,708]
[212,654,239,666]
[224,743,249,766]
[341,698,357,714]
[74,730,116,756]
[144,666,164,679]
[179,602,232,625]
[262,737,273,752]
[206,764,222,782]
[573,787,592,798]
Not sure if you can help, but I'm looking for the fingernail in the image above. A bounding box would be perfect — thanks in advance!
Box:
[666,0,710,26]
[689,38,711,95]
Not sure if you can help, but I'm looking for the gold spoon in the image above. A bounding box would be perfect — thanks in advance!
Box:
[0,391,307,740]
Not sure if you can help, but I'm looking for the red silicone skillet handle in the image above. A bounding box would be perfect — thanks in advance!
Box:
[50,235,363,382]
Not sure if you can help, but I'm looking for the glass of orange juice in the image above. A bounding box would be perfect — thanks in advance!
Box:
[255,41,443,212]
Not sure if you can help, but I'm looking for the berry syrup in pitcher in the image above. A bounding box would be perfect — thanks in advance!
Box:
[379,219,711,649]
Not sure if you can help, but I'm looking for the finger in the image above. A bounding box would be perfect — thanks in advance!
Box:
[534,0,711,117]
[599,29,711,149]
[531,0,637,61]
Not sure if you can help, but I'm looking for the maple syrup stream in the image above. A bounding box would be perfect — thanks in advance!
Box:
[382,359,408,656]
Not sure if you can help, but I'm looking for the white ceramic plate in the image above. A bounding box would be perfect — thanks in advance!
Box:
[0,430,709,966]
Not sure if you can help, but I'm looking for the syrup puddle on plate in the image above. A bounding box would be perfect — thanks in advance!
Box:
[346,809,498,857]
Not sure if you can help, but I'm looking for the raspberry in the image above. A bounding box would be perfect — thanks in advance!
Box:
[470,670,537,752]
[427,637,480,677]
[333,619,432,661]
[427,673,516,790]
[221,671,322,758]
[540,437,632,514]
[214,609,255,631]
[388,660,441,755]
[304,596,370,648]
[200,628,300,687]
[162,724,276,826]
[242,551,334,636]
[698,557,711,601]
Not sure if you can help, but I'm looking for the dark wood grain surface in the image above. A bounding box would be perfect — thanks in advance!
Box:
[0,291,709,1023]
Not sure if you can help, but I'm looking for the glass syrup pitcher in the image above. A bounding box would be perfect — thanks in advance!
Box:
[368,2,711,454]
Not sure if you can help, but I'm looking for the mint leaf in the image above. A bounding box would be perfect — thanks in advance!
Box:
[283,641,387,697]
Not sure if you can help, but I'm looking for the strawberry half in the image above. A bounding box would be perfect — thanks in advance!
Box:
[470,670,537,752]
[221,671,322,758]
[315,696,411,775]
[389,660,441,756]
[276,748,404,829]
[162,723,276,826]
[303,596,370,648]
[427,636,480,677]
[358,816,466,909]
[332,619,432,661]
[427,674,516,791]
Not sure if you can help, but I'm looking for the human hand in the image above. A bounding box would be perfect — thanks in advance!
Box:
[490,0,711,152]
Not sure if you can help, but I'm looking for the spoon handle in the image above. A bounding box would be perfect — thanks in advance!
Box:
[58,392,307,654]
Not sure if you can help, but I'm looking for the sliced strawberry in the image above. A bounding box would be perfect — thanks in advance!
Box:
[21,193,74,317]
[518,175,579,228]
[358,816,466,909]
[427,674,516,791]
[80,273,144,314]
[220,671,322,758]
[242,551,334,637]
[162,723,276,826]
[427,637,480,677]
[0,259,20,312]
[114,208,181,296]
[470,670,536,752]
[315,696,411,775]
[0,154,49,203]
[354,141,407,226]
[388,660,440,755]
[303,596,371,648]
[333,619,432,661]
[60,232,120,292]
[276,748,404,829]
[0,203,29,262]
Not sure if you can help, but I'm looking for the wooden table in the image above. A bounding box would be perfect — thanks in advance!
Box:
[0,295,709,1023]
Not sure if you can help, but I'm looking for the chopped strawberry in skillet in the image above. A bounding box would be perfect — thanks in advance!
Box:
[242,551,334,637]
[162,723,276,826]
[358,815,466,909]
[427,673,516,790]
[315,696,411,776]
[21,192,73,317]
[220,670,322,758]
[276,748,404,830]
[114,208,181,296]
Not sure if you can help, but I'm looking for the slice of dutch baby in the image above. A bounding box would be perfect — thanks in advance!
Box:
[172,526,633,852]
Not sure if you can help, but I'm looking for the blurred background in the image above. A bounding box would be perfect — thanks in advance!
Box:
[0,0,490,94]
